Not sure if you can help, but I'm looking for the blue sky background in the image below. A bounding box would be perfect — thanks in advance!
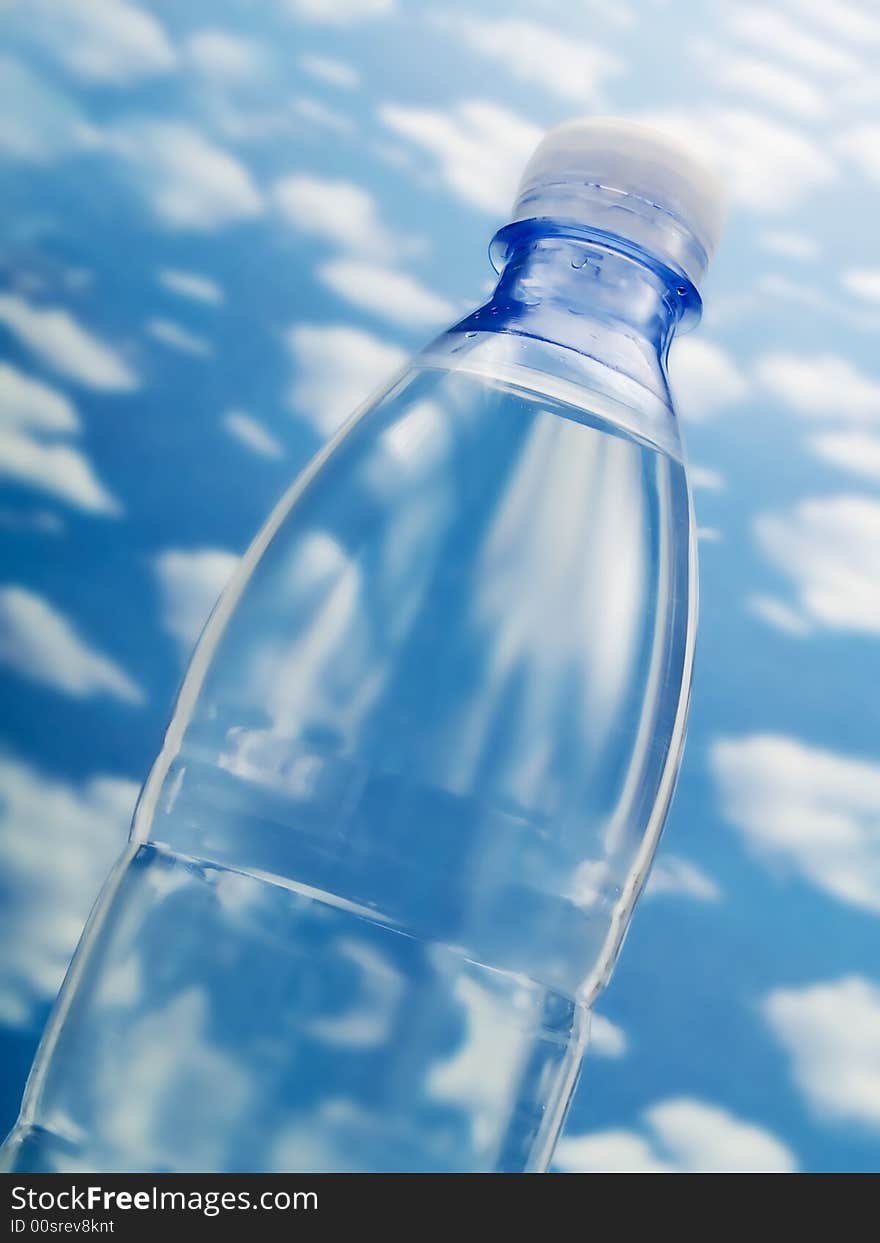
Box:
[2,0,880,1173]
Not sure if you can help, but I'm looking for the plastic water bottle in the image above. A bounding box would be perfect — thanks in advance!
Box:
[2,120,723,1173]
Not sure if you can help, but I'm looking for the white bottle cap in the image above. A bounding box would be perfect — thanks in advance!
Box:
[511,118,725,289]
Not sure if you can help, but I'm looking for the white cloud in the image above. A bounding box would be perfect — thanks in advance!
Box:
[426,974,538,1153]
[668,337,749,422]
[0,587,142,702]
[842,269,880,303]
[645,1099,796,1173]
[0,294,138,391]
[754,495,880,634]
[784,0,880,46]
[273,174,403,260]
[223,409,284,459]
[763,976,880,1128]
[157,269,224,306]
[837,74,880,112]
[640,107,834,214]
[24,0,176,85]
[286,323,406,437]
[290,97,355,136]
[307,940,402,1049]
[645,854,721,902]
[724,5,861,77]
[299,54,359,89]
[837,124,880,184]
[753,275,838,321]
[697,526,722,543]
[689,464,725,491]
[379,99,542,215]
[0,55,83,163]
[555,1098,797,1172]
[88,986,252,1170]
[0,430,119,516]
[711,734,880,913]
[754,353,880,421]
[759,231,820,261]
[186,28,267,83]
[590,1013,628,1059]
[748,594,812,637]
[153,548,240,655]
[556,1129,673,1173]
[583,0,634,26]
[810,432,880,482]
[102,120,262,231]
[146,318,213,358]
[0,362,77,433]
[695,45,826,121]
[444,17,619,104]
[0,753,137,1028]
[0,362,119,514]
[284,0,394,23]
[317,259,455,328]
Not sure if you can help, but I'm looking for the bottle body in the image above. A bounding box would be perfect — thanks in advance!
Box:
[2,236,697,1173]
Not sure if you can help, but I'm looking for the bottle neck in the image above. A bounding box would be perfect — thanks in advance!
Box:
[427,222,702,448]
[489,223,698,357]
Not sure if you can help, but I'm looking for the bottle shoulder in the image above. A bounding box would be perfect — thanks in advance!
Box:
[416,324,683,462]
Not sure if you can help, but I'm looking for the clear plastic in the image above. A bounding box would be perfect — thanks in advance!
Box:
[2,179,709,1173]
